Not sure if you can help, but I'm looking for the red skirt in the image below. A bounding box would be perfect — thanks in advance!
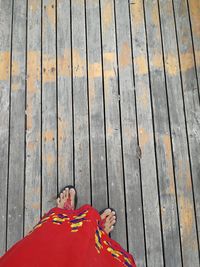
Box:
[0,204,136,267]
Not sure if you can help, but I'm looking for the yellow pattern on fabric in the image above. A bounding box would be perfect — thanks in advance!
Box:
[103,239,133,266]
[28,209,91,235]
[107,247,122,257]
[95,226,104,253]
[69,210,90,232]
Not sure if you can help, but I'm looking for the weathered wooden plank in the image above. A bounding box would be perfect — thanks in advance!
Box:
[7,0,26,249]
[0,0,12,255]
[115,0,145,265]
[57,0,74,191]
[129,0,164,265]
[100,0,127,249]
[187,0,200,249]
[86,0,108,210]
[42,0,57,213]
[173,0,200,264]
[144,0,182,266]
[24,0,42,235]
[187,0,200,98]
[71,0,90,206]
[159,0,200,265]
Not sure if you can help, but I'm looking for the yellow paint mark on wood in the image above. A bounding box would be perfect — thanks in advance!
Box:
[152,53,163,69]
[45,1,55,26]
[12,83,20,91]
[138,88,148,109]
[130,0,143,27]
[88,63,102,78]
[180,51,194,72]
[179,195,194,239]
[165,53,179,76]
[29,0,40,13]
[104,69,115,78]
[73,48,85,77]
[196,50,200,69]
[151,4,159,27]
[134,55,148,75]
[58,155,65,170]
[139,127,149,150]
[119,42,131,68]
[27,141,36,151]
[43,130,55,142]
[31,203,40,209]
[43,54,56,82]
[57,49,71,77]
[162,134,174,195]
[27,51,40,93]
[103,52,116,78]
[0,51,10,80]
[186,163,192,191]
[178,159,192,193]
[107,127,114,137]
[58,119,68,142]
[12,60,20,76]
[45,153,55,168]
[189,0,200,37]
[104,52,115,62]
[102,1,112,31]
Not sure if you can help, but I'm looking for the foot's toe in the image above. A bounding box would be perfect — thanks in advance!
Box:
[107,212,115,221]
[69,188,76,209]
[100,209,112,220]
[56,197,60,205]
[64,188,69,199]
[61,192,65,199]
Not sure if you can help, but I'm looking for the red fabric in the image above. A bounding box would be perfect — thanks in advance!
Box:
[0,204,137,267]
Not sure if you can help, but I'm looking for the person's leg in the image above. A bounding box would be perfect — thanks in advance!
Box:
[56,187,116,235]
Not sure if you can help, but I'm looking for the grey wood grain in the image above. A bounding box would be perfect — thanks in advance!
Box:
[187,0,200,253]
[144,0,182,266]
[187,0,200,98]
[159,0,200,265]
[186,0,200,251]
[129,0,164,265]
[115,0,145,266]
[86,0,108,211]
[57,0,74,192]
[71,0,91,206]
[24,0,42,235]
[0,0,12,255]
[100,0,127,249]
[6,0,26,250]
[173,0,200,265]
[42,0,57,213]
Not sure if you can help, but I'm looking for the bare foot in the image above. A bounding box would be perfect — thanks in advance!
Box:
[100,209,116,234]
[56,187,76,210]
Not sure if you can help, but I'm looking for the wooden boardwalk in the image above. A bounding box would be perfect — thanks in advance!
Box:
[0,0,200,266]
